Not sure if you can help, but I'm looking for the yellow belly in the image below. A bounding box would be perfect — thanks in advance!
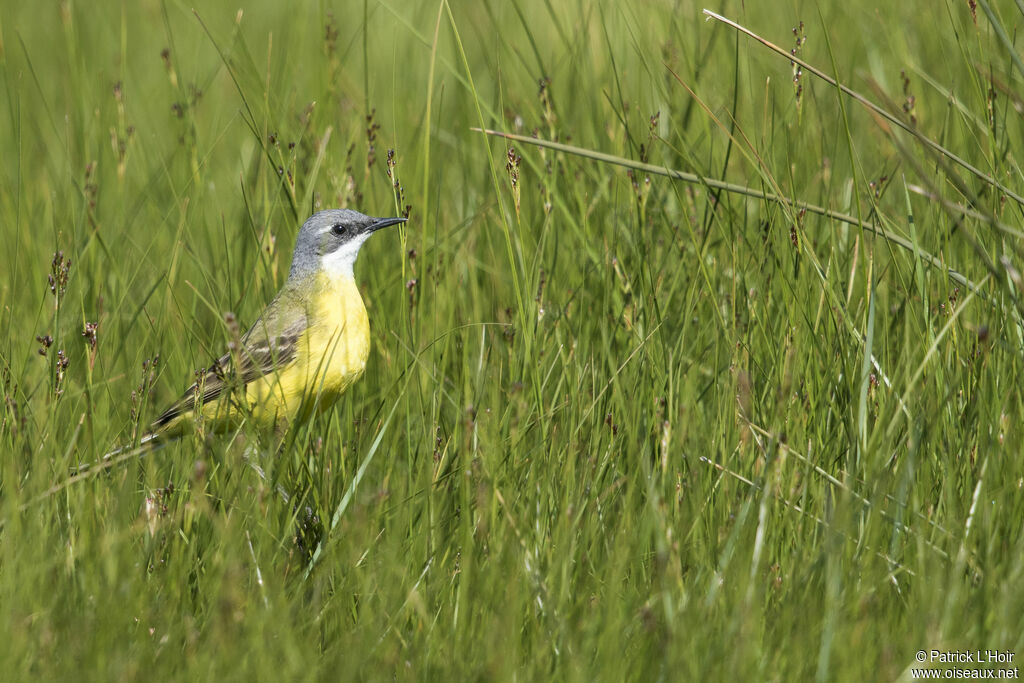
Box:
[201,274,370,432]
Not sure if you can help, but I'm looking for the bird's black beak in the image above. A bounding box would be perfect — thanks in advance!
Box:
[366,216,407,234]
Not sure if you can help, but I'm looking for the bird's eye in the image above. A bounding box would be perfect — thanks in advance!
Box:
[330,223,345,236]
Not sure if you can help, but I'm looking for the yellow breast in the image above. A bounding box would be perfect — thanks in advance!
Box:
[232,273,370,429]
[302,272,372,410]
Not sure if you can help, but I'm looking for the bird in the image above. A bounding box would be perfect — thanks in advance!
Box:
[28,208,405,504]
[145,208,407,443]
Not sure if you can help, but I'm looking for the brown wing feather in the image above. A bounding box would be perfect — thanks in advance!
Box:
[151,317,306,429]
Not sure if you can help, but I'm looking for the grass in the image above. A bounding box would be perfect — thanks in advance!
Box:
[1,0,1023,679]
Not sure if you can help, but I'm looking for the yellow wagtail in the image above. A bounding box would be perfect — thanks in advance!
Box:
[142,208,405,444]
[23,208,404,504]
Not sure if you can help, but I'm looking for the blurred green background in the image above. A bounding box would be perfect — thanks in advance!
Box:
[1,0,1022,679]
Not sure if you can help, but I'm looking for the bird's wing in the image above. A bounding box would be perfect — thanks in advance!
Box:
[150,313,307,430]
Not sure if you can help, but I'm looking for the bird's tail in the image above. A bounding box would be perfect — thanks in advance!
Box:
[21,432,172,510]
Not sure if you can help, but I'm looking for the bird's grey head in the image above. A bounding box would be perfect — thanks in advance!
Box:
[288,209,406,280]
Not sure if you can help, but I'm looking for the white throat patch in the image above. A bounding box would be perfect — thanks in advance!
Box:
[320,233,371,280]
